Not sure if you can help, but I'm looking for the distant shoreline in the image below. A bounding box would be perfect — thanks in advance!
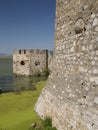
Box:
[0,56,12,58]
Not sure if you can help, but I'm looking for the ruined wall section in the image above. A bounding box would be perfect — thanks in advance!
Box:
[30,50,48,75]
[35,0,98,130]
[48,51,53,71]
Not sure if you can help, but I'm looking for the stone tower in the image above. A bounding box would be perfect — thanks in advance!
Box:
[35,0,98,130]
[13,49,52,76]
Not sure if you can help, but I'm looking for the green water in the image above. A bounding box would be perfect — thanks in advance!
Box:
[0,58,47,92]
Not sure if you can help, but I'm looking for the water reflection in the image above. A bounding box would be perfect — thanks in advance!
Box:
[0,74,13,92]
[0,74,47,92]
[0,58,47,93]
[12,76,37,92]
[13,76,47,92]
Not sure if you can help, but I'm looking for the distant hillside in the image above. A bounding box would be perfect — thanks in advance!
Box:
[0,53,7,56]
[0,53,12,58]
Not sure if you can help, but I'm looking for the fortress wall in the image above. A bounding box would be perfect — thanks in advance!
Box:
[13,49,51,76]
[30,50,48,75]
[48,51,53,71]
[35,0,98,130]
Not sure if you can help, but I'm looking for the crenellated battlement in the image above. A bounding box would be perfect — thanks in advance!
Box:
[13,49,48,54]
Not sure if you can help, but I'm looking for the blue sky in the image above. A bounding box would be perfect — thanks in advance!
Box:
[0,0,56,54]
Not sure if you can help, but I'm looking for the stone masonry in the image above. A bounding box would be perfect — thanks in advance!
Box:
[35,0,98,130]
[13,49,52,76]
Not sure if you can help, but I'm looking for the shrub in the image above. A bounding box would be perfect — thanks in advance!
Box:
[30,117,57,130]
[42,68,51,77]
[42,117,52,127]
[35,70,41,77]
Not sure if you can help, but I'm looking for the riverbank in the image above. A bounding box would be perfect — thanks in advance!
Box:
[0,81,46,130]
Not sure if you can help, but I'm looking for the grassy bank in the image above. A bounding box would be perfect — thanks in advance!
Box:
[0,81,46,130]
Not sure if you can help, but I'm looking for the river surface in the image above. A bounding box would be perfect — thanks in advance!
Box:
[0,58,46,92]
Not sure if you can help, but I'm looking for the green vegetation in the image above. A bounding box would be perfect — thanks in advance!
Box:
[30,117,57,130]
[42,68,51,77]
[34,68,51,77]
[0,81,46,130]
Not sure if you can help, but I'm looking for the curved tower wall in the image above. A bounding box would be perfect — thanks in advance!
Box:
[35,0,98,130]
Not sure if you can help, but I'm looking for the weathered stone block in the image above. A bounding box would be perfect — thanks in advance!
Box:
[93,18,98,27]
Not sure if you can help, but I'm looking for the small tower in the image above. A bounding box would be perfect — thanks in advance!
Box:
[13,49,51,76]
[13,50,30,76]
